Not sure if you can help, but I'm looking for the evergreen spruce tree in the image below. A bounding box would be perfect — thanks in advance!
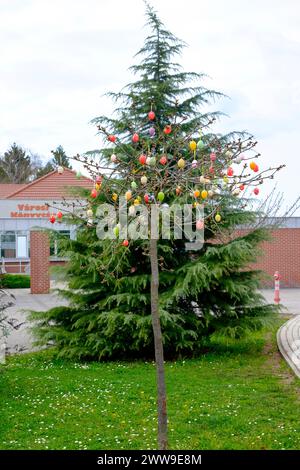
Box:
[31,4,283,449]
[36,145,71,178]
[0,143,32,183]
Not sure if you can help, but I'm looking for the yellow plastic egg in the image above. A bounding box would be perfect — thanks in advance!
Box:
[189,140,197,151]
[112,193,118,202]
[201,190,208,199]
[95,183,101,191]
[177,158,185,169]
[215,213,222,222]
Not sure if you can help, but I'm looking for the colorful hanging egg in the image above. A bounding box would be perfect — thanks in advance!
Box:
[164,125,172,134]
[134,198,140,205]
[113,225,119,237]
[141,176,148,185]
[193,189,200,198]
[250,161,256,170]
[189,140,197,151]
[108,135,116,143]
[144,194,150,204]
[112,193,118,202]
[157,192,165,202]
[227,167,234,177]
[210,152,216,162]
[196,219,204,230]
[146,157,151,165]
[132,133,139,143]
[201,190,208,199]
[215,213,221,222]
[139,154,147,165]
[253,188,260,195]
[159,155,167,165]
[239,184,245,191]
[149,157,156,166]
[225,150,233,158]
[148,111,155,120]
[86,209,93,218]
[197,140,204,149]
[122,240,129,247]
[91,189,97,198]
[177,158,185,169]
[128,205,135,216]
[232,188,240,196]
[111,153,117,163]
[95,183,101,191]
[149,127,156,137]
[57,166,64,174]
[131,181,137,190]
[191,159,198,169]
[57,211,63,219]
[49,215,56,224]
[176,186,182,195]
[125,190,132,201]
[208,190,214,197]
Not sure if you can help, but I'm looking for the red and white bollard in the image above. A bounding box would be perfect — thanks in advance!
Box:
[274,271,281,304]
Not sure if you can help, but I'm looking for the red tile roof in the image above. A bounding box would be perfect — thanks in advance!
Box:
[0,183,26,199]
[2,168,93,200]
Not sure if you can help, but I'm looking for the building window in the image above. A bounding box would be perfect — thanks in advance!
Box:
[50,230,71,257]
[1,232,16,258]
[16,235,28,258]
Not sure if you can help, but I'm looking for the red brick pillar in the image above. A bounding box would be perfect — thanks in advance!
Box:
[30,230,50,294]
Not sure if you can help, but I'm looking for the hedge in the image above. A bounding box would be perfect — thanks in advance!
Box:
[0,274,31,288]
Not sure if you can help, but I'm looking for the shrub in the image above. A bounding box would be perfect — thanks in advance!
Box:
[0,274,30,289]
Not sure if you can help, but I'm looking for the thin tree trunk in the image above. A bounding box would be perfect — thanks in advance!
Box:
[150,237,168,450]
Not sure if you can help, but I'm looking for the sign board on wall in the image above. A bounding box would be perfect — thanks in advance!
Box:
[0,200,87,219]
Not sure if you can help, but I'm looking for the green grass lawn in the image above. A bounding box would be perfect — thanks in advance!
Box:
[1,323,300,450]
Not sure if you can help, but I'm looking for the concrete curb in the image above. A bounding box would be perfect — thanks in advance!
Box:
[277,315,300,378]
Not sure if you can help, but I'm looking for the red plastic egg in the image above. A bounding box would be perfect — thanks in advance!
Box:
[144,194,149,204]
[227,167,234,177]
[239,184,245,191]
[57,211,63,219]
[49,215,56,224]
[122,240,129,247]
[91,189,98,198]
[148,111,155,120]
[132,133,139,143]
[108,135,116,143]
[164,125,172,135]
[159,156,167,165]
[210,152,216,162]
[139,154,147,165]
[209,165,215,174]
[253,188,259,195]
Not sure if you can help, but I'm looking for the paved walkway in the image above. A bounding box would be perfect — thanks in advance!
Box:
[2,288,68,354]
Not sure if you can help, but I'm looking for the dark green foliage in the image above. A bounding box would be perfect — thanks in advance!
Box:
[0,143,33,183]
[0,274,30,289]
[31,4,277,360]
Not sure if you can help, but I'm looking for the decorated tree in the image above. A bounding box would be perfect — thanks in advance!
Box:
[32,4,283,450]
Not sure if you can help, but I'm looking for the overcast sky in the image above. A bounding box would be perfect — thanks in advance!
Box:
[0,0,299,213]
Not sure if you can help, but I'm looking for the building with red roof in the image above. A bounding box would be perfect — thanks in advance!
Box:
[0,168,93,273]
